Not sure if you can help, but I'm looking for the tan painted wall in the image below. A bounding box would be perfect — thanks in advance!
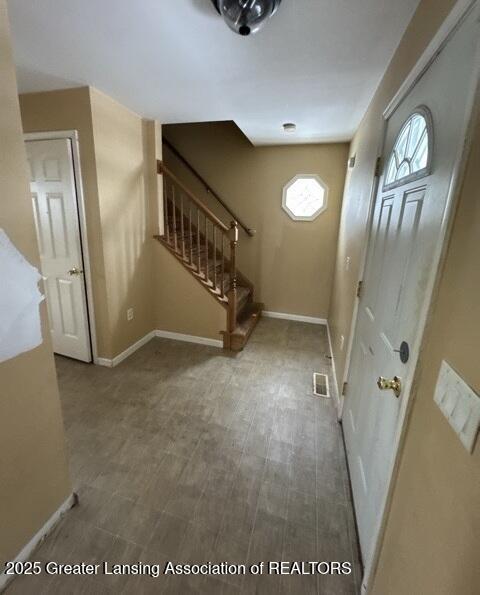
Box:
[327,0,480,593]
[19,89,225,352]
[20,88,158,359]
[154,244,226,341]
[18,87,111,356]
[164,122,349,319]
[0,0,71,564]
[89,88,155,357]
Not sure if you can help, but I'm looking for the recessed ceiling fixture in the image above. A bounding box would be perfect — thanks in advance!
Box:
[283,122,296,133]
[211,0,282,36]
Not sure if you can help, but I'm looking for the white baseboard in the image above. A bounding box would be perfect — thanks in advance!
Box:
[326,321,341,415]
[95,329,223,367]
[263,310,327,325]
[94,357,113,367]
[155,330,223,348]
[95,331,157,368]
[0,493,76,592]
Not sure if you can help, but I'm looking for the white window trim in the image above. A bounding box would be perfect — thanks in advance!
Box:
[383,105,434,191]
[282,173,328,221]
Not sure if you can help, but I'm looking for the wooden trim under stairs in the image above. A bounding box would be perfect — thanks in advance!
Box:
[156,160,262,351]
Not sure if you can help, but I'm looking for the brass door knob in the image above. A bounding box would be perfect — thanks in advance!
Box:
[68,267,83,276]
[377,376,402,398]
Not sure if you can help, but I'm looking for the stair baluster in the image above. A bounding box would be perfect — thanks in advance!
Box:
[228,221,239,333]
[197,209,201,273]
[163,177,170,244]
[189,204,193,266]
[204,216,209,284]
[180,194,185,259]
[221,235,225,299]
[172,186,178,253]
[155,160,261,351]
[213,227,217,292]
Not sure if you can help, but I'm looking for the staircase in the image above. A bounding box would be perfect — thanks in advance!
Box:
[155,158,262,351]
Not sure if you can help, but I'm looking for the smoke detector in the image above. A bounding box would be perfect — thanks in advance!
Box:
[211,0,282,36]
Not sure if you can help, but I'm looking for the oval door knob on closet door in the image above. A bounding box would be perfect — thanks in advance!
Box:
[377,376,402,398]
[68,267,83,276]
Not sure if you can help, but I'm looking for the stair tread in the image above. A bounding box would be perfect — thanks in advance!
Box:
[155,234,251,301]
[155,229,260,352]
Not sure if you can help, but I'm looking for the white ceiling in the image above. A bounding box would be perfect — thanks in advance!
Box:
[8,0,420,145]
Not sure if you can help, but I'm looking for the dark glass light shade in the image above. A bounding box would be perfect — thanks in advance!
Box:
[211,0,282,36]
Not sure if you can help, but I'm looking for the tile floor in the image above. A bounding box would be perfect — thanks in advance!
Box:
[6,319,361,594]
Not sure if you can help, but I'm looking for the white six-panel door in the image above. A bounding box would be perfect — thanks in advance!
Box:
[343,7,480,572]
[26,138,92,362]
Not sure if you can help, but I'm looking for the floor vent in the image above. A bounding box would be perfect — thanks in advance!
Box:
[313,372,330,399]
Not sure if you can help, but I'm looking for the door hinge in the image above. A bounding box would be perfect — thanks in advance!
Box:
[342,382,348,396]
[374,156,382,177]
[357,280,363,299]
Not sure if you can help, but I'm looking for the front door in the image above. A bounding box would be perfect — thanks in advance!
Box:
[26,138,92,362]
[343,6,480,572]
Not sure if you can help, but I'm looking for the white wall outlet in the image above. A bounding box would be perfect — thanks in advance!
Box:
[340,335,345,351]
[346,256,351,272]
[127,308,134,322]
[434,360,480,453]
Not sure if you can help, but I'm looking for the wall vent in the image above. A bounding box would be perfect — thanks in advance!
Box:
[313,372,330,399]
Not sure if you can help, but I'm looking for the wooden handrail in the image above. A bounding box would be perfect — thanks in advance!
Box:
[158,160,229,233]
[158,161,244,340]
[162,139,255,237]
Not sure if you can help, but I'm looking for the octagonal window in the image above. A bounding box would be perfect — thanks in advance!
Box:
[282,174,328,221]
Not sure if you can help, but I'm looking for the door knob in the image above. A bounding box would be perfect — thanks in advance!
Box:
[68,267,83,276]
[377,376,402,398]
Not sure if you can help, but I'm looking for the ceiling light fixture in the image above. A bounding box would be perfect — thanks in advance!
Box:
[211,0,282,36]
[283,122,296,133]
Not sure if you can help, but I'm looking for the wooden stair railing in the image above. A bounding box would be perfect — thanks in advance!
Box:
[163,138,256,237]
[156,161,262,351]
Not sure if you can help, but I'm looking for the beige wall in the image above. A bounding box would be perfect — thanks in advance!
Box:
[20,88,158,359]
[0,0,71,565]
[89,88,155,357]
[154,244,226,341]
[20,88,225,351]
[328,0,480,593]
[164,122,349,319]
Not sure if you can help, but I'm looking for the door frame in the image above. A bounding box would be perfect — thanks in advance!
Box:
[337,1,480,591]
[24,130,98,364]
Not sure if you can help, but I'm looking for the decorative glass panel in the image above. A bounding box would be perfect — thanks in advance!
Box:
[384,108,432,189]
[282,175,328,221]
[411,131,428,171]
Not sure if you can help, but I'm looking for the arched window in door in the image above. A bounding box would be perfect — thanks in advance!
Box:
[384,107,433,189]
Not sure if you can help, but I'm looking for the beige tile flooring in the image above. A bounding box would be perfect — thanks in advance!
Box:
[6,319,361,594]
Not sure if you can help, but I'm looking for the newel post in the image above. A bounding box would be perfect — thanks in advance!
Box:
[228,221,239,333]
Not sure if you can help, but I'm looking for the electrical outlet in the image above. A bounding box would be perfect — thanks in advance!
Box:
[340,335,345,351]
[127,308,134,322]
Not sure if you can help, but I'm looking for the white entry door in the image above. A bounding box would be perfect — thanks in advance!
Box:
[26,138,92,362]
[343,7,480,572]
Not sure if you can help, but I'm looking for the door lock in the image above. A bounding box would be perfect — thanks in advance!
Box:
[68,267,83,276]
[377,376,402,398]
